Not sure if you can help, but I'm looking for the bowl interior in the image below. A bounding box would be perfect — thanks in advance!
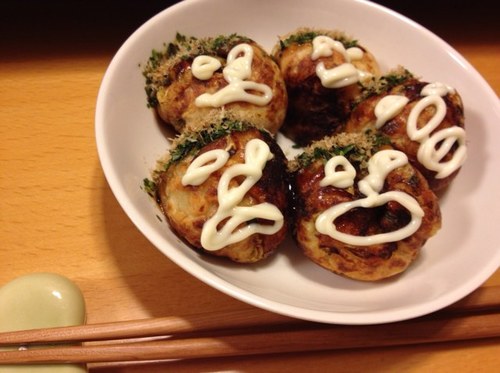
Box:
[96,0,500,324]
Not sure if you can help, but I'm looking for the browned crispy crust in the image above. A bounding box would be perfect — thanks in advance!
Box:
[156,127,289,263]
[292,135,441,281]
[272,28,380,145]
[345,78,465,192]
[148,37,287,135]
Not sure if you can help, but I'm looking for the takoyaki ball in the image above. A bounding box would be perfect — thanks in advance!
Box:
[154,119,289,263]
[290,132,441,281]
[345,69,467,192]
[271,28,380,145]
[143,33,287,135]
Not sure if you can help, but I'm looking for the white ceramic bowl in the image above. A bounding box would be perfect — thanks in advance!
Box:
[96,0,500,324]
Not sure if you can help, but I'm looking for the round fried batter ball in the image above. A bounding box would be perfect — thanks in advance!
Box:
[143,34,287,135]
[155,119,289,263]
[291,132,441,281]
[345,70,466,192]
[271,28,380,145]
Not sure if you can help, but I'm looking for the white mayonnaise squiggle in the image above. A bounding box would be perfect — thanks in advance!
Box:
[311,36,349,60]
[374,95,409,129]
[421,82,455,97]
[315,150,424,246]
[373,82,467,179]
[315,63,359,89]
[193,43,273,107]
[311,35,370,88]
[407,83,467,179]
[181,149,229,186]
[319,155,356,189]
[191,56,222,80]
[182,138,284,251]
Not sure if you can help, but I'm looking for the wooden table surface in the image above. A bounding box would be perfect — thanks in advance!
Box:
[1,1,499,371]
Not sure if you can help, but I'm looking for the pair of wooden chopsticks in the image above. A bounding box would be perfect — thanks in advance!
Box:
[1,286,499,364]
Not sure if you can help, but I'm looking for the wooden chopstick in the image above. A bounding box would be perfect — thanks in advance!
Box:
[1,285,499,347]
[0,286,499,364]
[0,308,298,346]
[1,312,500,364]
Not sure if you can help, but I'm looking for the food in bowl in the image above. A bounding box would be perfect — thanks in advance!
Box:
[345,69,467,192]
[151,117,289,263]
[271,28,381,145]
[142,29,467,279]
[289,132,442,281]
[142,33,288,134]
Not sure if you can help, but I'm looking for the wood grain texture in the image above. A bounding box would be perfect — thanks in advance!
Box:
[2,312,500,364]
[0,287,497,347]
[1,1,499,371]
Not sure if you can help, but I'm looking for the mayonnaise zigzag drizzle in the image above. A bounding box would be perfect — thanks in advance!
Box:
[374,82,467,179]
[193,43,273,107]
[374,95,409,129]
[315,150,424,246]
[182,138,284,251]
[191,55,222,80]
[311,35,371,88]
[181,149,229,186]
[319,155,356,189]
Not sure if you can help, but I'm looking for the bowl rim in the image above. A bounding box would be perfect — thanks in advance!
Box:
[95,0,500,325]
